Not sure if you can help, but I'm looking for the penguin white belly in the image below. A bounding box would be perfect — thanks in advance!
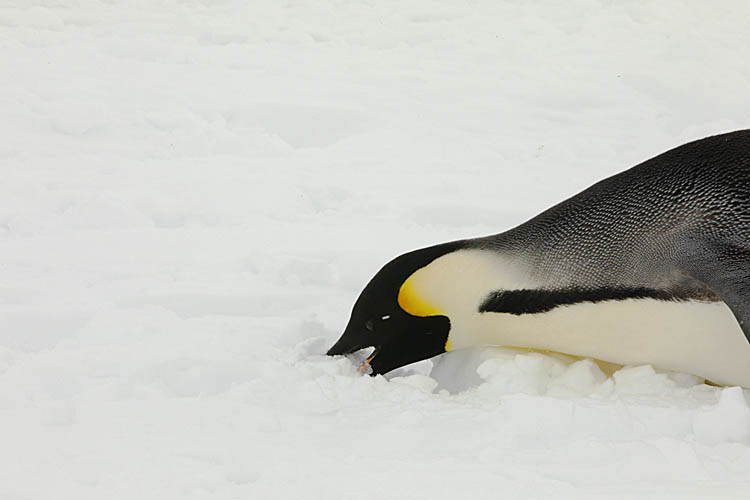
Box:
[450,299,750,387]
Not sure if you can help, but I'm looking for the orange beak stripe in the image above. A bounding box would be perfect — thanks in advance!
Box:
[360,355,375,373]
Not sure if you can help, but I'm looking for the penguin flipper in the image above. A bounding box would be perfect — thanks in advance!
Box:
[685,243,750,343]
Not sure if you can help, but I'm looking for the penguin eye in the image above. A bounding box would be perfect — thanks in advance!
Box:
[366,315,390,332]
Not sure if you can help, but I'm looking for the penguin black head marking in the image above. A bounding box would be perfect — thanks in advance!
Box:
[327,242,463,375]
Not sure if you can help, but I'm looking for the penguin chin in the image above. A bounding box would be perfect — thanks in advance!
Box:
[345,345,386,376]
[364,338,444,376]
[327,341,391,376]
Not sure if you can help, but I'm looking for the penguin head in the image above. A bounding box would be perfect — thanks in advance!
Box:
[327,242,463,375]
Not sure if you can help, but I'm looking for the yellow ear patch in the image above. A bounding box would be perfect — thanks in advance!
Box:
[397,275,443,317]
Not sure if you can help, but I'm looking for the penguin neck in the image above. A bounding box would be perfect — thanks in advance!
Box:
[399,247,541,346]
[404,245,579,356]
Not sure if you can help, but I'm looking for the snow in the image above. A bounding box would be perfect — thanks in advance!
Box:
[2,1,750,498]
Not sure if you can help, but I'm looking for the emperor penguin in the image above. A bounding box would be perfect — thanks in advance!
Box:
[327,130,750,387]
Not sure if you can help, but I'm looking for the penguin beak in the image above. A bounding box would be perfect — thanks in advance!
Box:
[327,330,385,375]
[326,320,390,375]
[326,325,375,357]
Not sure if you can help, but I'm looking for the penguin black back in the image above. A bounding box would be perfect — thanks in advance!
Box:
[477,130,750,290]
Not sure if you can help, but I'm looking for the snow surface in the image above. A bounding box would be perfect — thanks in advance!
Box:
[2,1,750,499]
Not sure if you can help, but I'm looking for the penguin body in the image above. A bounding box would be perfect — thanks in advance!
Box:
[328,130,750,387]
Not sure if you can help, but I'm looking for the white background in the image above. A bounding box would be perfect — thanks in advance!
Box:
[2,1,750,499]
